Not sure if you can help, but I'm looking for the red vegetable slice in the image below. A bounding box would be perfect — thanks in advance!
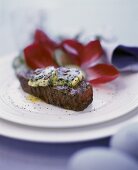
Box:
[24,42,57,69]
[86,64,119,84]
[60,39,84,65]
[81,40,104,67]
[61,39,84,55]
[34,29,58,49]
[54,49,75,66]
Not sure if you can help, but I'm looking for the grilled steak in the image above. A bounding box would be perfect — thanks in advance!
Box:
[17,67,93,111]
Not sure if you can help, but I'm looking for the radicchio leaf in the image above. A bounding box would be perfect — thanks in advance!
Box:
[81,40,104,68]
[60,39,84,65]
[34,29,58,50]
[24,42,57,69]
[86,64,119,84]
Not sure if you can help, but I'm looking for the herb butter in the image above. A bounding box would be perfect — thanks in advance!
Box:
[28,66,56,87]
[28,67,84,87]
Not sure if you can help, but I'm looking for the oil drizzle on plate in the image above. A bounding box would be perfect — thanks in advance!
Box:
[26,95,41,103]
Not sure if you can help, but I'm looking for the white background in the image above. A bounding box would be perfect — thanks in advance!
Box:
[0,0,138,56]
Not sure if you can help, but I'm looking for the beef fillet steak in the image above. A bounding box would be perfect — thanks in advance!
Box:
[17,67,93,111]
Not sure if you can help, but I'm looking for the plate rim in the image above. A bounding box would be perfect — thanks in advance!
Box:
[0,107,138,143]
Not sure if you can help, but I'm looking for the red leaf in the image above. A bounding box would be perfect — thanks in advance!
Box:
[81,40,104,67]
[34,29,58,49]
[60,39,84,65]
[86,64,119,84]
[54,49,74,66]
[24,42,57,69]
[61,39,84,55]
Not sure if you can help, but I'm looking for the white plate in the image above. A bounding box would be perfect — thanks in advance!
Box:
[0,55,138,128]
[0,107,138,143]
